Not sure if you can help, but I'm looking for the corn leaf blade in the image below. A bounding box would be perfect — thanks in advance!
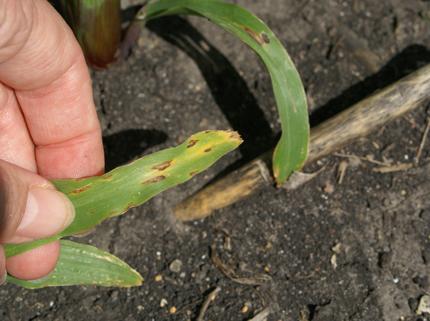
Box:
[140,0,309,185]
[7,240,142,289]
[5,130,242,258]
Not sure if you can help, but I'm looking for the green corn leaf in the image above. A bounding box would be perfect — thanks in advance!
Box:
[5,130,242,258]
[139,0,309,185]
[7,240,142,289]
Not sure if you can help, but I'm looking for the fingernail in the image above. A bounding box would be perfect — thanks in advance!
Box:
[16,188,75,239]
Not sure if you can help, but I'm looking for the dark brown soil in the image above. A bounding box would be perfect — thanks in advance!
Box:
[2,0,430,320]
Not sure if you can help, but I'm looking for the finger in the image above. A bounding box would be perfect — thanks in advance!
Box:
[0,160,73,280]
[0,246,5,284]
[0,83,36,172]
[0,81,62,281]
[17,57,104,178]
[6,241,60,280]
[0,160,74,242]
[0,0,104,179]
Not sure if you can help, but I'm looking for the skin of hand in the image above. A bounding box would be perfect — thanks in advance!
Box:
[0,0,104,281]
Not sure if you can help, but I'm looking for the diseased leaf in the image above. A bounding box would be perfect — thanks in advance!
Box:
[7,240,142,288]
[5,130,242,258]
[139,0,310,185]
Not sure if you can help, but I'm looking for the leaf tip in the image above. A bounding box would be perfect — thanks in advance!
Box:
[127,273,144,287]
[224,130,243,144]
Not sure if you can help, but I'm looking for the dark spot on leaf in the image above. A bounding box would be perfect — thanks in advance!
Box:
[152,160,172,171]
[261,32,270,44]
[204,148,212,153]
[244,26,265,45]
[142,175,166,184]
[187,139,198,148]
[70,184,92,195]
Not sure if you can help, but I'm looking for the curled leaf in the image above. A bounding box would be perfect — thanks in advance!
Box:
[7,240,143,288]
[139,0,310,184]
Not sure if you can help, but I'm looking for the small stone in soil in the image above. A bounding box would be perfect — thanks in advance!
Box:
[416,295,430,315]
[160,298,168,308]
[169,306,177,314]
[169,259,183,273]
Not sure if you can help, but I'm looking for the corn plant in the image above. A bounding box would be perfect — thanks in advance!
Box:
[5,0,310,289]
[59,0,310,185]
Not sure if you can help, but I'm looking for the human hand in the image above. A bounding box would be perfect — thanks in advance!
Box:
[0,0,104,282]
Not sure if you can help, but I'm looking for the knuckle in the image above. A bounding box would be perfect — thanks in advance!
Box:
[0,0,34,64]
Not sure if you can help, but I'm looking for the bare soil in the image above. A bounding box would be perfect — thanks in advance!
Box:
[2,0,430,320]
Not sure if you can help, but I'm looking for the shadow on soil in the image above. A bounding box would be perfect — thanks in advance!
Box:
[310,44,430,126]
[147,16,275,163]
[120,17,430,184]
[103,129,168,171]
[147,20,430,191]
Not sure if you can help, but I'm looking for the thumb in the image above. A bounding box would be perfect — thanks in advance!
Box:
[0,159,75,243]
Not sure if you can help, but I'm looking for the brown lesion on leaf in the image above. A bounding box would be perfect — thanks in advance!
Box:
[261,32,270,44]
[187,139,198,148]
[152,160,173,171]
[142,175,166,184]
[243,27,270,45]
[69,184,92,195]
[204,148,212,153]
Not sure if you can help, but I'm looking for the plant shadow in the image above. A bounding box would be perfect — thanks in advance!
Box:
[147,16,275,164]
[310,44,430,126]
[103,129,168,171]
